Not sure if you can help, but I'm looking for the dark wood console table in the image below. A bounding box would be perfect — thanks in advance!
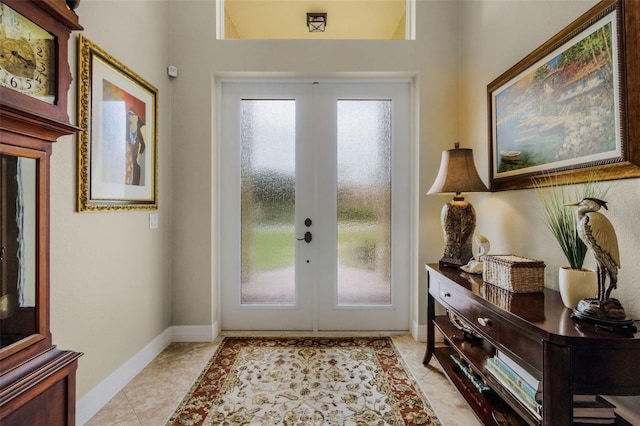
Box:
[424,263,640,425]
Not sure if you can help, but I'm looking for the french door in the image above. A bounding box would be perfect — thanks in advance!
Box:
[219,80,412,331]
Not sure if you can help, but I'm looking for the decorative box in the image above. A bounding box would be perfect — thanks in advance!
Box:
[482,255,545,293]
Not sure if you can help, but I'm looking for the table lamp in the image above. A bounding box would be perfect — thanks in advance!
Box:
[428,143,489,268]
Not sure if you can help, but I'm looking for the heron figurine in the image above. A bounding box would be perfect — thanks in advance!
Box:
[566,197,627,321]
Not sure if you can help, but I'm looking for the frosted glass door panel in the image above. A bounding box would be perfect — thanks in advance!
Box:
[240,100,296,304]
[220,80,411,331]
[336,101,391,305]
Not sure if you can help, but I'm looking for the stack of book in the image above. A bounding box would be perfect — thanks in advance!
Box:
[573,395,616,424]
[485,350,617,424]
[485,350,542,420]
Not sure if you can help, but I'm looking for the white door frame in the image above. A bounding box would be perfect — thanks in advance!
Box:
[217,77,417,331]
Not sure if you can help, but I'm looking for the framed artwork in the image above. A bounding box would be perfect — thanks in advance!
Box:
[77,35,158,211]
[487,0,640,191]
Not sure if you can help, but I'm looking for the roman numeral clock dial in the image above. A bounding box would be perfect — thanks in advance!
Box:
[0,2,55,103]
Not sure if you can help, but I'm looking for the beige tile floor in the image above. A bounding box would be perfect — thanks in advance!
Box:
[85,333,480,426]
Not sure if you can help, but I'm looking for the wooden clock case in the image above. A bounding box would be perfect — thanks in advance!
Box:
[0,1,82,424]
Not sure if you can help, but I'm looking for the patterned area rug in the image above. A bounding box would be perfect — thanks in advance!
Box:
[167,336,441,425]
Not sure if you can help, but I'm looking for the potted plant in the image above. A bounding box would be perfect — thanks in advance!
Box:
[534,174,608,308]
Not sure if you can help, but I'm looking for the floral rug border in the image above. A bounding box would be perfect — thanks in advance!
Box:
[167,336,440,425]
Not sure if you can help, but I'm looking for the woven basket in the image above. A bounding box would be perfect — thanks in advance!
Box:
[482,255,545,293]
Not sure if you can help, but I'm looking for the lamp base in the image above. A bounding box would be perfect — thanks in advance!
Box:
[439,258,466,269]
[438,197,476,269]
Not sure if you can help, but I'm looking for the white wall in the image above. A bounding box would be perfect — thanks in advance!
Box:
[169,0,460,331]
[47,0,640,419]
[459,3,640,416]
[47,0,458,412]
[49,0,173,401]
[459,0,640,318]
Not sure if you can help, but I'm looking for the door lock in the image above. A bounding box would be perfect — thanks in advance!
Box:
[297,231,312,243]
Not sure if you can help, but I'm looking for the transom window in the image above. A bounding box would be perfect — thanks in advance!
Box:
[218,0,415,40]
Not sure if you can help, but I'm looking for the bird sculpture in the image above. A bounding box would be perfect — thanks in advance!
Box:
[566,198,625,320]
[461,234,490,275]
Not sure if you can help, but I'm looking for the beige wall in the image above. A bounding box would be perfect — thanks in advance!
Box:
[46,0,640,411]
[459,2,640,414]
[50,1,173,399]
[459,0,640,318]
[169,0,460,328]
[49,0,459,402]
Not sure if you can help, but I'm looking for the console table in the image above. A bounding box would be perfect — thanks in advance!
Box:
[424,263,640,425]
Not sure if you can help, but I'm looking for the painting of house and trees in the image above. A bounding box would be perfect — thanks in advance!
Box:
[491,11,620,179]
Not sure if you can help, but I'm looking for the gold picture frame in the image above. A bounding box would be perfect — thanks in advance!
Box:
[77,35,158,211]
[487,0,640,191]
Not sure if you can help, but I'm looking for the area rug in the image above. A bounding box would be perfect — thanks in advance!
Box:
[166,336,441,425]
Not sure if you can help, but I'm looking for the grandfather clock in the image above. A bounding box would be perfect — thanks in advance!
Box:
[0,0,82,424]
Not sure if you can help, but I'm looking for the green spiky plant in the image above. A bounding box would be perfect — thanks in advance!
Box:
[534,173,609,270]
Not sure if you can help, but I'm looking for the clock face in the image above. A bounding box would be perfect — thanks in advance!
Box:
[0,3,56,104]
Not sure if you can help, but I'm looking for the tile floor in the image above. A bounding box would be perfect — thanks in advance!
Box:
[85,333,480,426]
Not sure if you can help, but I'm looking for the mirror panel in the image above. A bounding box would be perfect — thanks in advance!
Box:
[1,154,37,349]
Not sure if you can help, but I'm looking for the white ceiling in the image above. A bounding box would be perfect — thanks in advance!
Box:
[224,0,407,40]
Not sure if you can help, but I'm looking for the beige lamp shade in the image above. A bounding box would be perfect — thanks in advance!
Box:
[427,144,488,194]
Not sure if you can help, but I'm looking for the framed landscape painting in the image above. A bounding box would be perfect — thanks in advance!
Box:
[77,35,158,211]
[488,0,640,191]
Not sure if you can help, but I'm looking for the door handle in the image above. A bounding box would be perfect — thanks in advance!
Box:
[297,231,312,243]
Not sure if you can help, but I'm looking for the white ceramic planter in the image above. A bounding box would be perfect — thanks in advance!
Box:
[558,267,597,309]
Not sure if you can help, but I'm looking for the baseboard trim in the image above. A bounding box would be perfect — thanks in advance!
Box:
[172,321,219,342]
[411,320,427,342]
[411,320,444,344]
[76,321,219,425]
[76,327,173,425]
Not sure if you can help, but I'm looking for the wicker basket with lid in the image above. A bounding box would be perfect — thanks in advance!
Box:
[482,254,545,293]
